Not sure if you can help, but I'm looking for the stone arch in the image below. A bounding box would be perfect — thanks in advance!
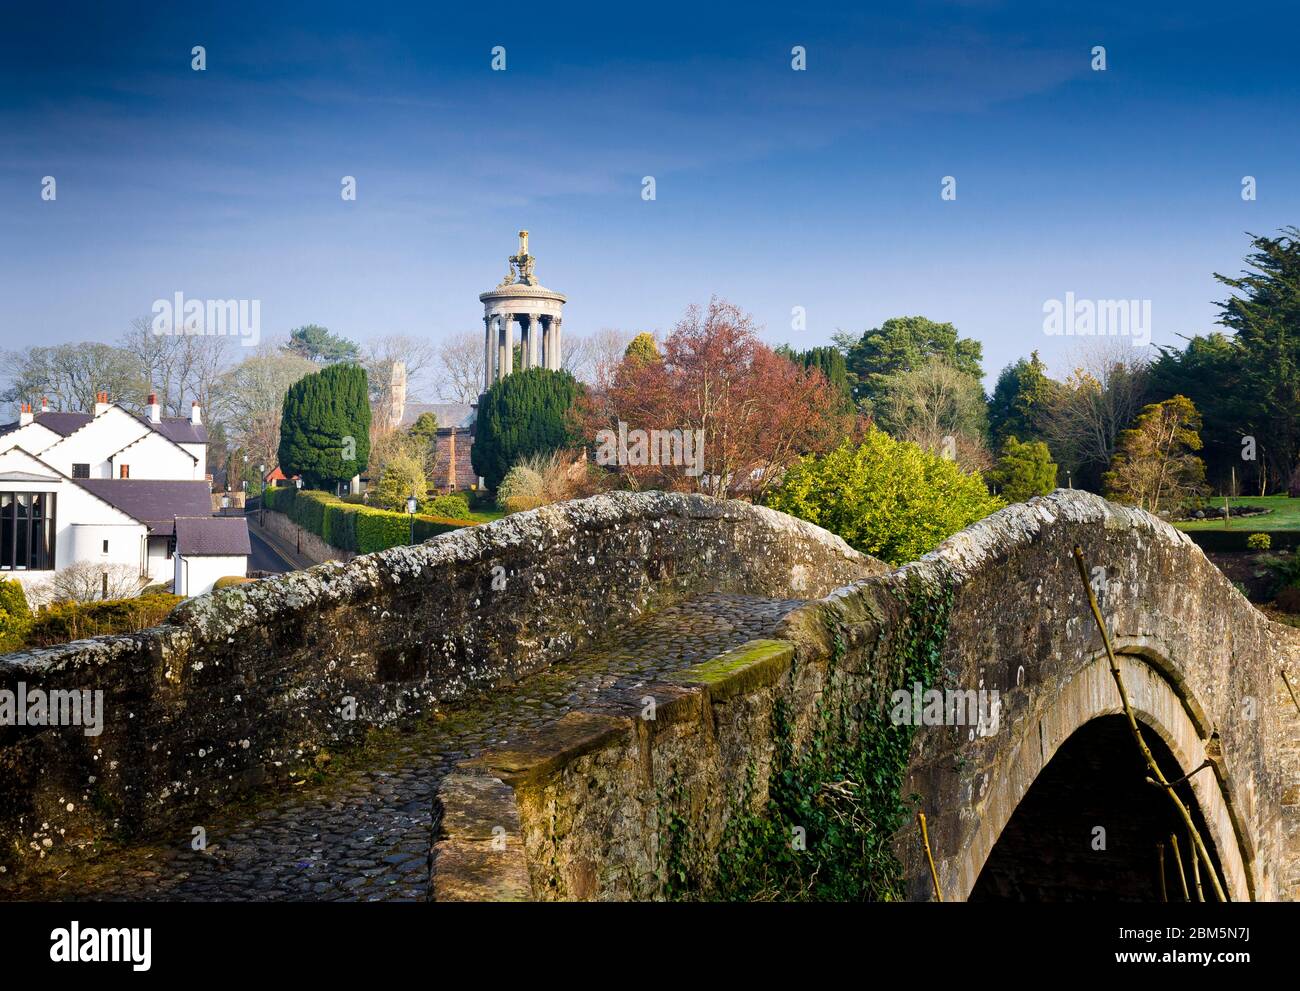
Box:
[948,647,1252,901]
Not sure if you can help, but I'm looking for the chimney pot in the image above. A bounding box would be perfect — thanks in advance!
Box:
[190,401,202,426]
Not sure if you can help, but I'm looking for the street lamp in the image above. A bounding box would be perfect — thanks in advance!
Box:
[258,464,266,526]
[220,494,230,517]
[406,495,419,546]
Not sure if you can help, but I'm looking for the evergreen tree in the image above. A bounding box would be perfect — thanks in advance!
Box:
[835,316,983,415]
[472,367,585,490]
[285,324,360,364]
[278,363,372,489]
[988,436,1058,502]
[988,351,1057,447]
[1214,228,1300,491]
[779,345,854,412]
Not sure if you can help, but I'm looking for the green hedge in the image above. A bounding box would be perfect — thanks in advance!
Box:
[264,487,475,554]
[25,593,183,649]
[1183,529,1300,553]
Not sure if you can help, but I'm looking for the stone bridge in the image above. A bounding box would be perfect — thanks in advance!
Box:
[0,490,1296,901]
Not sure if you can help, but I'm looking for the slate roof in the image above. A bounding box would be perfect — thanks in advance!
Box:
[175,516,251,556]
[74,479,214,534]
[0,408,208,444]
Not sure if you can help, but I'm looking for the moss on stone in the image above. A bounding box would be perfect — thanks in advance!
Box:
[670,639,794,701]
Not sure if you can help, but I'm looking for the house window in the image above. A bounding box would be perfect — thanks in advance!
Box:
[102,539,109,554]
[72,463,90,478]
[119,464,130,479]
[0,492,56,571]
[166,536,176,559]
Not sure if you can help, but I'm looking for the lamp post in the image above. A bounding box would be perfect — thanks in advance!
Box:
[220,494,230,518]
[406,495,418,546]
[258,464,266,526]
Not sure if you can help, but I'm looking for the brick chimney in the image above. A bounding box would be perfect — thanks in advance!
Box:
[18,402,33,427]
[147,393,161,424]
[40,397,48,413]
[94,391,111,416]
[190,400,202,426]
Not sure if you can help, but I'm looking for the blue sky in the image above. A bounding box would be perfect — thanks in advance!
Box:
[2,0,1297,383]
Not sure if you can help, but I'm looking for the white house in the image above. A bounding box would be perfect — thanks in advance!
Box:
[173,517,251,596]
[0,395,248,597]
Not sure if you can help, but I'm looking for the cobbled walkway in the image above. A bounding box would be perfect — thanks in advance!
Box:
[2,592,803,902]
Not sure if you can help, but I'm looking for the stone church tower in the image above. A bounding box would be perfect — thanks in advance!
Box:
[478,231,566,392]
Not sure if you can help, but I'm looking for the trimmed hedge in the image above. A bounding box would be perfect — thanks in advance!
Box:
[1183,529,1300,553]
[24,593,183,649]
[264,487,476,554]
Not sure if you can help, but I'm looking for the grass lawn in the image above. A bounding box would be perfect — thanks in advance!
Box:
[465,508,507,524]
[1176,494,1300,531]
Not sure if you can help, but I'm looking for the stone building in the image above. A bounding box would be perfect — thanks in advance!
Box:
[479,230,566,390]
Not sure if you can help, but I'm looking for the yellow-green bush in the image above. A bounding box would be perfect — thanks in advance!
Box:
[213,576,253,590]
[765,429,1005,565]
[0,578,32,653]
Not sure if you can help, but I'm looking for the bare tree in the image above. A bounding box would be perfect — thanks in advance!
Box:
[27,562,147,607]
[434,331,486,403]
[120,316,235,416]
[3,342,145,416]
[363,334,439,402]
[1041,341,1151,488]
[566,328,635,388]
[211,346,318,474]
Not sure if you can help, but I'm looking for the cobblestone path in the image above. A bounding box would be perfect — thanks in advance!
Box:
[2,592,802,902]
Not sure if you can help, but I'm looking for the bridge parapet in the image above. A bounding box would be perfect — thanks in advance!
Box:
[0,492,872,880]
[431,490,1300,901]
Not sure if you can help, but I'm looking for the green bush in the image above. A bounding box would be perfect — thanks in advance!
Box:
[1184,529,1300,553]
[764,429,1005,565]
[471,367,585,490]
[213,576,253,590]
[264,487,476,553]
[0,578,33,653]
[423,493,471,518]
[25,593,183,649]
[988,435,1057,503]
[1247,532,1272,551]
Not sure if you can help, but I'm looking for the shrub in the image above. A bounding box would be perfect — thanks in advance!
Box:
[423,493,471,518]
[497,464,546,514]
[263,486,476,553]
[213,576,253,590]
[764,429,1005,565]
[472,367,585,491]
[0,578,32,653]
[372,450,428,512]
[1247,532,1272,551]
[988,435,1057,503]
[24,593,183,648]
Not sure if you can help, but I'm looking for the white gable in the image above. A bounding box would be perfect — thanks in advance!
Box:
[110,429,200,480]
[38,405,152,478]
[0,422,63,457]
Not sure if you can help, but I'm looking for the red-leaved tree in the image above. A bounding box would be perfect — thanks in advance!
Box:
[584,298,850,499]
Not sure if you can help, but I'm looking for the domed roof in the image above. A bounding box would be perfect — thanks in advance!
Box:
[480,230,566,303]
[479,283,566,302]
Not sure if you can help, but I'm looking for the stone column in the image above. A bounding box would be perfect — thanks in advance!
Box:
[483,315,494,391]
[498,313,513,378]
[551,317,563,371]
[528,314,542,370]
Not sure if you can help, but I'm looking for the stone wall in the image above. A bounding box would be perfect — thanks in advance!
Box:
[260,507,355,565]
[430,490,1300,901]
[0,492,870,879]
